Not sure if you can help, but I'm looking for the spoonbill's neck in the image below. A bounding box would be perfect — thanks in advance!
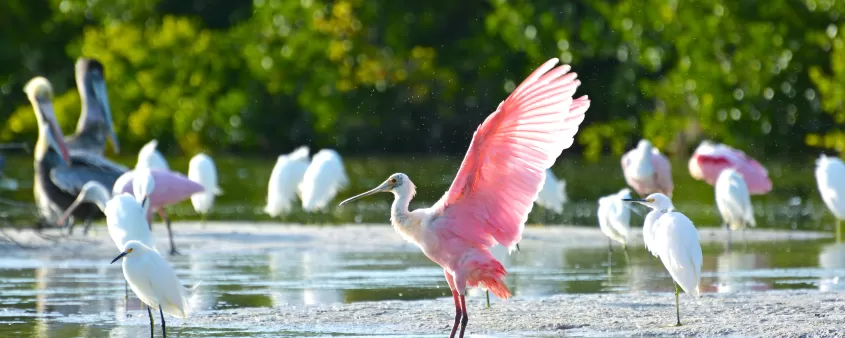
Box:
[390,190,413,226]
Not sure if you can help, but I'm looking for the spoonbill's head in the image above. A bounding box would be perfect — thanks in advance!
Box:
[110,240,151,263]
[623,193,674,212]
[76,58,118,154]
[25,77,70,165]
[57,181,112,227]
[339,173,415,206]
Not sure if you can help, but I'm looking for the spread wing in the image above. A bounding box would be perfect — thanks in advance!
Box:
[50,152,128,196]
[434,58,590,249]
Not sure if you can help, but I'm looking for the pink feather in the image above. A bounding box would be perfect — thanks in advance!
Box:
[688,141,771,195]
[621,146,674,197]
[115,169,205,207]
[434,58,590,251]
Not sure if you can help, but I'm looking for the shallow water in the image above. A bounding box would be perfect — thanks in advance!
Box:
[0,233,842,337]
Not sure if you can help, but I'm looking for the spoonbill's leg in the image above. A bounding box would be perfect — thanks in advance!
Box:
[159,304,167,337]
[146,305,155,338]
[157,209,180,255]
[673,281,681,326]
[445,270,461,338]
[459,294,469,338]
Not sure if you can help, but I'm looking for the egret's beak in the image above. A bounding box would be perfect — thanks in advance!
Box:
[141,195,149,209]
[622,198,653,208]
[39,100,71,165]
[91,77,119,154]
[110,251,128,264]
[338,180,392,206]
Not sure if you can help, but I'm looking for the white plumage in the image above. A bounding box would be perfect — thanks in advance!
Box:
[265,146,311,217]
[115,240,192,319]
[715,168,755,231]
[136,139,169,170]
[188,153,222,215]
[535,168,567,214]
[300,149,349,211]
[627,193,702,325]
[816,154,845,220]
[597,188,632,248]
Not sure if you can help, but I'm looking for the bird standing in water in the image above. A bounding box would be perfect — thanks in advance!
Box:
[715,168,755,247]
[188,153,222,225]
[624,193,702,326]
[597,188,633,263]
[340,58,590,338]
[815,154,845,241]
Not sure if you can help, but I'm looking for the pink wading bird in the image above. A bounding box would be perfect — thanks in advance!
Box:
[339,58,590,338]
[620,139,673,197]
[688,141,772,194]
[58,169,204,255]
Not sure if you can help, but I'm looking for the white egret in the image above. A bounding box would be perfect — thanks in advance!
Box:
[535,168,567,215]
[137,139,169,170]
[188,153,222,223]
[624,193,702,326]
[815,154,845,240]
[597,188,632,256]
[715,168,755,247]
[265,146,310,217]
[111,240,197,337]
[300,149,348,212]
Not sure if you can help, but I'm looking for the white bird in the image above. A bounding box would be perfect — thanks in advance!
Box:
[136,139,169,170]
[816,154,845,240]
[300,149,348,212]
[597,188,632,253]
[715,168,755,246]
[621,139,673,197]
[625,193,702,326]
[111,240,197,337]
[535,169,567,214]
[265,146,310,217]
[188,153,222,221]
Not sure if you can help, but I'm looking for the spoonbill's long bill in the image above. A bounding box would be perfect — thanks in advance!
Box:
[339,58,590,338]
[621,139,673,197]
[65,58,119,155]
[688,141,771,194]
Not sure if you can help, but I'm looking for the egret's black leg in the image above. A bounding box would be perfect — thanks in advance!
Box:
[159,304,166,337]
[516,243,521,251]
[674,282,682,326]
[147,305,154,338]
[485,290,490,308]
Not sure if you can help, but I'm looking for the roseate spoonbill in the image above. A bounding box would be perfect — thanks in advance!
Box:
[624,193,702,326]
[598,188,632,256]
[113,169,205,255]
[621,139,673,197]
[25,77,127,229]
[188,153,222,222]
[265,146,310,217]
[715,168,755,246]
[339,58,590,338]
[137,139,169,170]
[300,149,348,212]
[535,168,567,214]
[65,58,119,155]
[688,141,771,194]
[815,154,845,241]
[111,240,199,337]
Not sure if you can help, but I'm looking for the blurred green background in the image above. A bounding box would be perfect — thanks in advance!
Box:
[0,0,843,229]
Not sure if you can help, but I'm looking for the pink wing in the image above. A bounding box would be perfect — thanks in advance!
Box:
[689,142,771,194]
[651,149,673,197]
[434,58,590,249]
[117,169,205,207]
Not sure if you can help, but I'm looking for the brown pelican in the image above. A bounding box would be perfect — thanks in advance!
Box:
[65,58,119,155]
[25,77,127,232]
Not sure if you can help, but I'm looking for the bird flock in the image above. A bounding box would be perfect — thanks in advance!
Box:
[14,55,845,338]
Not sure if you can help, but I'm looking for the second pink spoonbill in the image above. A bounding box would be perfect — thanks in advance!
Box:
[688,141,771,194]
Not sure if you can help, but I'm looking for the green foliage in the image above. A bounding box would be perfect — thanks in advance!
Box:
[0,0,844,158]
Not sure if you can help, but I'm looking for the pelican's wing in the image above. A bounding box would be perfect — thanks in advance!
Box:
[51,153,127,196]
[435,59,590,249]
[655,212,703,297]
[650,149,674,197]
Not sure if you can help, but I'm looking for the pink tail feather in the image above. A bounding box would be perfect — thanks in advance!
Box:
[464,253,512,299]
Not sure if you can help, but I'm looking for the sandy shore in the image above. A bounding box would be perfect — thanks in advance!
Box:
[188,289,845,337]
